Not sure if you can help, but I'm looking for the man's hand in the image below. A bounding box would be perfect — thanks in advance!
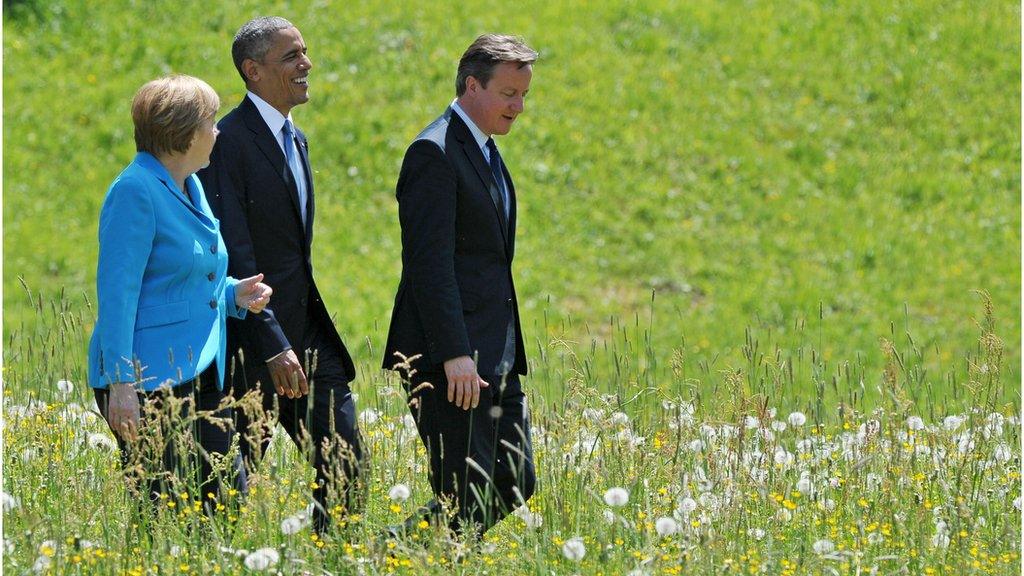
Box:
[267,349,308,399]
[235,273,273,313]
[107,382,140,442]
[443,355,489,410]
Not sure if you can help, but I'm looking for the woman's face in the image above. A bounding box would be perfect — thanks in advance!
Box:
[187,116,219,171]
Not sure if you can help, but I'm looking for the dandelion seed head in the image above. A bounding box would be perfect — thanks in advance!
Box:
[2,491,19,512]
[88,432,117,451]
[602,510,616,524]
[244,547,280,570]
[788,412,807,427]
[943,415,965,431]
[582,407,604,424]
[744,415,760,429]
[771,420,787,432]
[358,408,380,425]
[610,411,630,427]
[748,528,765,540]
[388,483,411,502]
[603,487,629,507]
[56,379,74,395]
[867,532,883,545]
[678,496,698,514]
[812,539,835,554]
[561,537,586,561]
[655,516,678,536]
[280,516,303,535]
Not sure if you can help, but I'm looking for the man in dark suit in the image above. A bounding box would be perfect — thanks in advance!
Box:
[382,34,538,537]
[198,16,363,533]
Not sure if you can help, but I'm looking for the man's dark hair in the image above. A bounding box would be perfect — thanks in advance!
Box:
[232,16,295,82]
[456,34,538,96]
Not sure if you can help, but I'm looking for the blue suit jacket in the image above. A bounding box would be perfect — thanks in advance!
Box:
[88,152,246,391]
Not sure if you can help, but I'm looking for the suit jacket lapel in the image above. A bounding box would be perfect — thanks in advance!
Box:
[450,112,510,245]
[240,98,306,237]
[504,163,516,260]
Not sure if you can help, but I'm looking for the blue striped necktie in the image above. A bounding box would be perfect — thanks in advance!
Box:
[283,119,308,225]
[486,137,510,220]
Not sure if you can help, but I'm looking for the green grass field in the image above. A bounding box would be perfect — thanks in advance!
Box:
[4,0,1020,399]
[2,1,1021,573]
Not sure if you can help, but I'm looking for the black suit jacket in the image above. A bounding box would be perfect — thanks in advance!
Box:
[199,96,355,385]
[382,108,527,376]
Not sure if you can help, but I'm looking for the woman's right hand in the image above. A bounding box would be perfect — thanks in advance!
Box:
[107,383,141,441]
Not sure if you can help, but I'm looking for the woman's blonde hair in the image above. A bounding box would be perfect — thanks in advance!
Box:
[132,74,219,156]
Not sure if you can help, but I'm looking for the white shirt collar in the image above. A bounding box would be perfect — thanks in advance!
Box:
[451,100,490,154]
[247,91,293,141]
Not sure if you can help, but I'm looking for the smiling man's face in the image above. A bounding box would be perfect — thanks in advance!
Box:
[459,61,532,137]
[246,26,311,115]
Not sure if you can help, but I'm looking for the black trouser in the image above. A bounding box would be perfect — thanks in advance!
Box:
[232,317,365,533]
[406,370,536,536]
[93,363,247,515]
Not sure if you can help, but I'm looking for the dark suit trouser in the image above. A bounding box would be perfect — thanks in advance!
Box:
[94,364,247,516]
[231,316,365,533]
[406,370,536,535]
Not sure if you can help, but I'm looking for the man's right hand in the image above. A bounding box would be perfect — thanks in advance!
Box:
[267,349,308,399]
[107,382,140,442]
[443,355,489,410]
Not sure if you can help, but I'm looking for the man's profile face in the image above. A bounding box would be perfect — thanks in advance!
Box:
[461,61,532,137]
[246,26,311,115]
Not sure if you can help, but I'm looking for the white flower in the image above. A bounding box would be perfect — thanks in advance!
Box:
[812,539,835,554]
[773,447,794,467]
[88,432,117,451]
[56,379,74,395]
[906,416,925,431]
[796,475,814,495]
[655,516,678,537]
[401,414,418,431]
[3,538,13,554]
[603,487,629,507]
[280,516,303,535]
[1014,496,1021,511]
[388,483,411,502]
[931,532,950,548]
[688,439,704,452]
[32,555,51,573]
[21,447,38,464]
[678,497,698,514]
[865,473,882,491]
[992,443,1012,463]
[822,498,837,512]
[744,415,760,429]
[867,532,883,545]
[719,424,738,439]
[943,415,965,431]
[775,508,792,522]
[771,420,787,432]
[602,509,616,524]
[561,537,586,561]
[759,428,775,442]
[358,408,380,425]
[662,400,676,411]
[2,491,19,512]
[169,544,182,557]
[788,412,807,427]
[610,412,630,427]
[582,407,604,424]
[748,528,765,540]
[244,547,280,570]
[513,506,543,529]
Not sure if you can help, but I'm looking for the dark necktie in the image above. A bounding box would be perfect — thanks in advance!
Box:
[485,138,510,220]
[283,119,308,225]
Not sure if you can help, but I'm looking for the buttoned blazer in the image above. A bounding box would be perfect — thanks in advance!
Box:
[198,96,356,384]
[382,108,527,376]
[88,152,246,391]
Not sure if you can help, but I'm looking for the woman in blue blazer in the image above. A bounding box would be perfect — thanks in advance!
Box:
[88,75,272,510]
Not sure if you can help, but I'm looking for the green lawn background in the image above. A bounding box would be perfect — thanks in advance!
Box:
[3,0,1020,403]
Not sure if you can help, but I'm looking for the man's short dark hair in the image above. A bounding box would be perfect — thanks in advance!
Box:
[456,34,538,97]
[231,16,295,82]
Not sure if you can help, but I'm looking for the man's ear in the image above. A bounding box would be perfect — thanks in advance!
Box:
[242,59,260,83]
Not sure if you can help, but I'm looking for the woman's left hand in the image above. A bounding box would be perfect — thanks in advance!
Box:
[234,273,273,313]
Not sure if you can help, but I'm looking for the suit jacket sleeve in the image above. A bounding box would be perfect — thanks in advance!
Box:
[397,140,472,363]
[199,133,290,360]
[94,176,155,387]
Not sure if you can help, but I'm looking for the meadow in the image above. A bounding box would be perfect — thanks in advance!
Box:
[2,0,1021,573]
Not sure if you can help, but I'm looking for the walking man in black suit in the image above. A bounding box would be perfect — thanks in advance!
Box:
[382,34,538,537]
[199,16,364,533]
